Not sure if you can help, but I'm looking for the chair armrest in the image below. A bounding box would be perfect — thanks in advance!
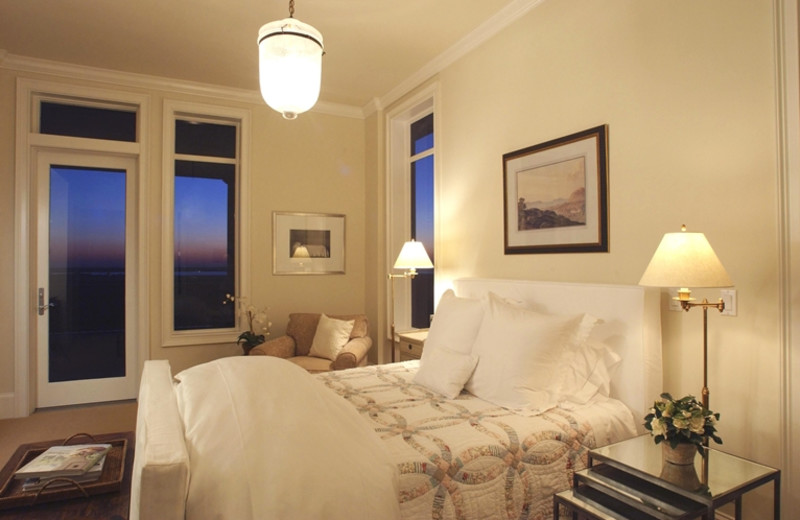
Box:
[249,336,296,358]
[331,336,372,370]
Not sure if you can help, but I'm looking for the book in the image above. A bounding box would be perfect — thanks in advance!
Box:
[13,444,111,480]
[21,455,106,491]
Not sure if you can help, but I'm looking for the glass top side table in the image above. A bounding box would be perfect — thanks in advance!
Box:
[589,435,780,520]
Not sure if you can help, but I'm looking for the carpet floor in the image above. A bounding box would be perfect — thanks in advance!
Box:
[0,401,138,467]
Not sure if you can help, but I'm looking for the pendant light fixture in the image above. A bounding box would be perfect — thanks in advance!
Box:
[257,0,324,120]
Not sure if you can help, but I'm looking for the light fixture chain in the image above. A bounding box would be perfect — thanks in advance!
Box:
[288,0,295,18]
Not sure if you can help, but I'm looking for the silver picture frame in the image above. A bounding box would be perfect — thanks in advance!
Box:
[272,211,346,275]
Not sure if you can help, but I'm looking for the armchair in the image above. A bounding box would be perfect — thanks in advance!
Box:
[249,313,372,373]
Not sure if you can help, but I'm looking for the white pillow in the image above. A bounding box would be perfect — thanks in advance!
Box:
[414,346,479,399]
[561,339,622,404]
[309,314,355,360]
[424,289,484,355]
[464,293,595,411]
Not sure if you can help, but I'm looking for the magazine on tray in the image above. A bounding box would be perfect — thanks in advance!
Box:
[13,444,111,480]
[20,456,106,491]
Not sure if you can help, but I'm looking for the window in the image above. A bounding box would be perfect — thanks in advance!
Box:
[162,101,250,346]
[173,119,237,331]
[386,88,437,358]
[409,114,434,328]
[40,101,137,142]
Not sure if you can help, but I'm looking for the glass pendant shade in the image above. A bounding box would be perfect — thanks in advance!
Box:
[257,18,323,120]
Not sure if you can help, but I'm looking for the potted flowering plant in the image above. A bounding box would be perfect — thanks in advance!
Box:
[224,294,272,355]
[644,393,722,461]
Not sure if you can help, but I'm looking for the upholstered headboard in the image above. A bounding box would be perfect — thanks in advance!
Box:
[452,278,662,432]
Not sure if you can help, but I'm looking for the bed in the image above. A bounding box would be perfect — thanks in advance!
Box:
[130,278,662,520]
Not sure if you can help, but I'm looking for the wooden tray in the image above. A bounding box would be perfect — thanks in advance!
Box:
[0,432,131,511]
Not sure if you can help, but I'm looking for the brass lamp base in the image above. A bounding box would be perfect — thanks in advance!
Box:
[674,294,725,411]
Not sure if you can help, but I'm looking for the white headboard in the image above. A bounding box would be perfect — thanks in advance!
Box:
[453,278,662,433]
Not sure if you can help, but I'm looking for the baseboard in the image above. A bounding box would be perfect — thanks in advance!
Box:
[0,392,16,419]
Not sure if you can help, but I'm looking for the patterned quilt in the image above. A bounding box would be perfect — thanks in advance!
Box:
[317,362,635,520]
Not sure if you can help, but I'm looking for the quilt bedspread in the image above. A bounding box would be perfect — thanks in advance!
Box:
[317,362,635,520]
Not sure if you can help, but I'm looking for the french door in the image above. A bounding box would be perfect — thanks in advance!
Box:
[35,150,138,408]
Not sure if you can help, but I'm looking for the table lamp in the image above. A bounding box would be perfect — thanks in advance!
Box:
[639,225,733,409]
[388,240,433,361]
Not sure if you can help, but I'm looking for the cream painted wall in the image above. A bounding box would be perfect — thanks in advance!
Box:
[363,110,384,365]
[150,100,369,375]
[0,72,16,411]
[0,70,368,401]
[425,0,779,515]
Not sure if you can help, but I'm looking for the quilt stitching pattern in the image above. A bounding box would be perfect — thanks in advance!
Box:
[319,364,597,520]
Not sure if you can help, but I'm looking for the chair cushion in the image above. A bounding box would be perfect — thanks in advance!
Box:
[287,313,368,356]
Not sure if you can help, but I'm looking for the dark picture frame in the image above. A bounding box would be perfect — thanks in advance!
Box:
[273,212,345,274]
[503,125,609,254]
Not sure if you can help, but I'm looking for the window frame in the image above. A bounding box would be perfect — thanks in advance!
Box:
[385,84,440,361]
[160,100,251,347]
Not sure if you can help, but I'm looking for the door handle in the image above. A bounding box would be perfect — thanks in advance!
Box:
[38,288,54,316]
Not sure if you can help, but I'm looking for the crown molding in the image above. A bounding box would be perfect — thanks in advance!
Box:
[0,50,365,119]
[1,0,544,121]
[365,0,547,116]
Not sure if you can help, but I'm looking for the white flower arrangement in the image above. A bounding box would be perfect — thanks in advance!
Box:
[223,294,272,354]
[644,393,722,455]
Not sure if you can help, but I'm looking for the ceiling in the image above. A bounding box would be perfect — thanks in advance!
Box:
[0,0,538,112]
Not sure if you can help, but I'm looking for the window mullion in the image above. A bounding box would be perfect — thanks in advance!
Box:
[174,153,236,165]
[410,149,433,163]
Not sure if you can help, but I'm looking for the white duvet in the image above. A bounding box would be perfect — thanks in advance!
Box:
[173,356,401,520]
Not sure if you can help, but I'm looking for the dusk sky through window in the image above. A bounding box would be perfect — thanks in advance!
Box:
[174,176,229,270]
[49,167,126,270]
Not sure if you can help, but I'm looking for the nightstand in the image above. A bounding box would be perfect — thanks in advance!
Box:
[394,329,428,362]
[553,434,780,520]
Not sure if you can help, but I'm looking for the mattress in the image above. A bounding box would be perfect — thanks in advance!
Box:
[317,361,637,520]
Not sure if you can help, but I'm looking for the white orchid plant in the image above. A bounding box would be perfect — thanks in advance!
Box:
[223,294,272,355]
[644,393,722,456]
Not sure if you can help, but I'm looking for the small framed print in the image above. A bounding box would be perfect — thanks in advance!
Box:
[273,212,345,274]
[503,125,609,254]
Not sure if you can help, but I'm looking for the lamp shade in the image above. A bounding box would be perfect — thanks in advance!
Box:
[292,245,310,258]
[394,240,433,270]
[257,17,323,120]
[639,228,732,288]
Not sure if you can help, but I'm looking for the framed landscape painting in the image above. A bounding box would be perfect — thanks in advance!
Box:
[273,212,345,274]
[503,125,609,254]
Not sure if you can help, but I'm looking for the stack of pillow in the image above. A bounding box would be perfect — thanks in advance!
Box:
[413,290,621,412]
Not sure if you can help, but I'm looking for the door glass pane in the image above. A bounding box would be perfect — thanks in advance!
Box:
[174,160,235,330]
[49,166,126,382]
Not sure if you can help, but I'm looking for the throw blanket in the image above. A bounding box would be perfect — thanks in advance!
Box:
[173,356,401,520]
[317,362,636,520]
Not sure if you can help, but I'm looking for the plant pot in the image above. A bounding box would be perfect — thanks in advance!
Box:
[662,442,697,466]
[659,457,702,491]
